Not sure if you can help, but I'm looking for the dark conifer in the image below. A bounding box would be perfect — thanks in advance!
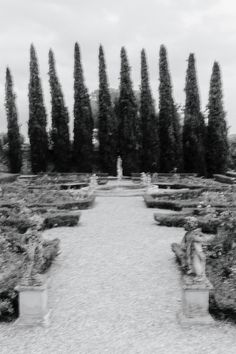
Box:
[28,44,48,173]
[48,49,70,172]
[5,68,22,173]
[118,47,142,175]
[158,45,182,172]
[206,62,228,176]
[98,45,117,175]
[140,49,159,172]
[183,53,206,175]
[73,43,94,172]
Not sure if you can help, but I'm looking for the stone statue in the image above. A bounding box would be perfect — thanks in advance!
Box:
[117,156,123,181]
[89,174,98,191]
[172,217,207,281]
[21,224,44,287]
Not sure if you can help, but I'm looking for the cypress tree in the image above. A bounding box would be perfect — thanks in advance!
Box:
[28,44,48,173]
[140,49,159,172]
[5,68,22,173]
[118,47,142,175]
[206,62,228,176]
[98,45,117,175]
[159,45,182,172]
[48,49,70,172]
[73,43,94,172]
[183,53,206,175]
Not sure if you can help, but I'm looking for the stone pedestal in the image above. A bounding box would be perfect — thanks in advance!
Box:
[15,283,50,327]
[177,275,215,326]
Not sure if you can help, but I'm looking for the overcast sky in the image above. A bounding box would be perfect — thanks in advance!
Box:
[0,0,236,138]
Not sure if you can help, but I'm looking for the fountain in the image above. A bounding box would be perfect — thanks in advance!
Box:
[96,157,146,196]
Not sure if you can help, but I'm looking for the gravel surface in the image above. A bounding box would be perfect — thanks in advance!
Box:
[1,196,236,353]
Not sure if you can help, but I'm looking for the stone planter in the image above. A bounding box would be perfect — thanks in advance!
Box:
[177,275,215,326]
[15,282,50,327]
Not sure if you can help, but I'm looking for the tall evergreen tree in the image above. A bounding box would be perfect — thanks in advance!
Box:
[118,47,142,175]
[98,45,117,175]
[5,68,22,173]
[28,44,48,173]
[159,45,182,172]
[206,62,228,176]
[140,49,159,172]
[48,49,70,172]
[73,43,94,172]
[183,53,206,175]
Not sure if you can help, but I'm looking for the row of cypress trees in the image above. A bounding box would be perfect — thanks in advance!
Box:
[5,44,228,176]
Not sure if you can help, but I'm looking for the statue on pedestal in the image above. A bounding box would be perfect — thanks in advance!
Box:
[117,156,123,181]
[21,230,44,286]
[172,217,207,281]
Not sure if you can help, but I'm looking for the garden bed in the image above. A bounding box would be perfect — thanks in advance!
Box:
[144,194,182,211]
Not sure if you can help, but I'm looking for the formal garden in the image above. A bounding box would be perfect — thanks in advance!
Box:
[1,33,236,352]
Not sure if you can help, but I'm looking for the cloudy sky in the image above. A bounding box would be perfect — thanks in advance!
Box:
[0,0,236,137]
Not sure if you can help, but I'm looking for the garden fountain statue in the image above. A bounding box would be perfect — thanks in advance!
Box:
[117,156,123,182]
[89,174,98,192]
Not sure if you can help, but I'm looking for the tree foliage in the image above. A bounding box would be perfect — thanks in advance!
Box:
[140,49,159,172]
[98,45,117,175]
[28,44,48,173]
[158,45,182,172]
[5,68,22,173]
[183,53,206,175]
[73,43,94,172]
[48,49,70,172]
[118,47,142,175]
[206,62,228,176]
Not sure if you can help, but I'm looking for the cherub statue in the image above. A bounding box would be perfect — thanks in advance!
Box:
[89,174,98,191]
[21,216,44,287]
[117,156,123,181]
[181,217,207,281]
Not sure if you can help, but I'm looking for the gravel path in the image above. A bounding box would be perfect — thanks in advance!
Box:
[1,196,236,353]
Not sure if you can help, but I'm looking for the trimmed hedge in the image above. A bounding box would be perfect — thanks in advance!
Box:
[42,212,81,229]
[148,188,203,200]
[27,194,95,210]
[213,174,235,184]
[154,213,188,227]
[144,194,182,211]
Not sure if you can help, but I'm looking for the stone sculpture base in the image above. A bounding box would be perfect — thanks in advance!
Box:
[15,283,50,327]
[177,275,215,327]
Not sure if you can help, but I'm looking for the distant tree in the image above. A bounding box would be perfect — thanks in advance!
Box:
[158,45,182,172]
[206,62,228,176]
[48,49,70,172]
[73,43,94,172]
[5,68,22,173]
[98,45,117,175]
[183,53,206,175]
[118,47,142,175]
[28,44,48,173]
[140,49,159,172]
